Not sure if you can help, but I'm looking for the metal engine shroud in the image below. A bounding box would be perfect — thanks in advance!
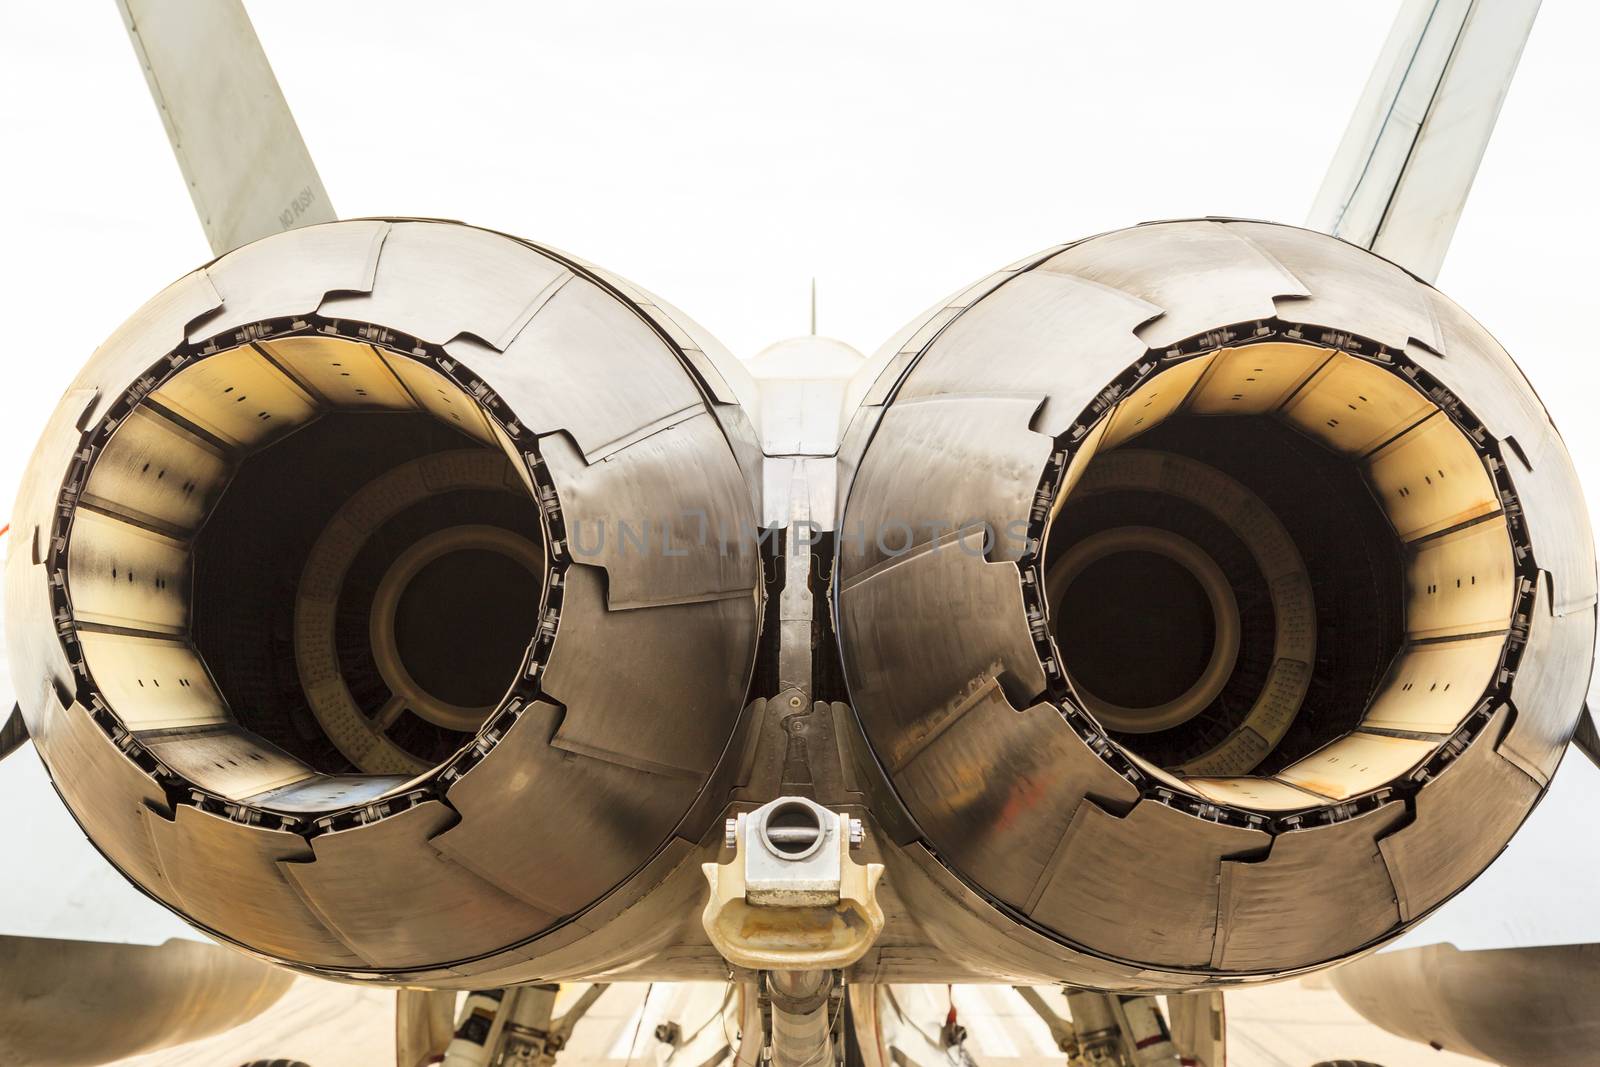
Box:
[4,218,1594,990]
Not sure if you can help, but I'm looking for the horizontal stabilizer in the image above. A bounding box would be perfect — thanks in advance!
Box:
[1574,704,1600,771]
[0,706,24,763]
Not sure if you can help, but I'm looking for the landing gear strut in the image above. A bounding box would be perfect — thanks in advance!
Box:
[435,982,609,1067]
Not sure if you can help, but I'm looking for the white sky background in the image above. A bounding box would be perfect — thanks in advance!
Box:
[0,2,1595,948]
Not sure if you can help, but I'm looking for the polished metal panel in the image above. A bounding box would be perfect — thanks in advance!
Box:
[286,800,556,969]
[541,417,760,609]
[1377,706,1541,921]
[833,219,1592,990]
[847,270,1018,411]
[874,840,1188,991]
[557,259,767,517]
[194,221,390,340]
[849,244,1071,418]
[319,222,570,349]
[1030,800,1269,969]
[831,264,1037,526]
[543,564,756,777]
[1501,574,1597,784]
[1230,220,1443,353]
[838,394,1052,577]
[891,269,1158,438]
[1035,219,1307,350]
[1414,288,1556,447]
[31,698,171,892]
[4,219,761,986]
[435,700,699,917]
[890,688,1137,912]
[486,276,705,459]
[1493,420,1599,615]
[837,529,1046,767]
[1215,801,1406,971]
[144,804,362,967]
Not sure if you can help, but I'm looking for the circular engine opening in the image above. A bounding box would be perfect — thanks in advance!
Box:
[61,329,549,802]
[385,531,543,718]
[1053,528,1237,733]
[1045,340,1518,805]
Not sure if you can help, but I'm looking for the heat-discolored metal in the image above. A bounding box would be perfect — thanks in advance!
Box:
[834,219,1595,988]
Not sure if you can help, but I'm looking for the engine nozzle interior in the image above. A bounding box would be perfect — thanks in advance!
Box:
[63,335,546,797]
[1045,340,1514,799]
